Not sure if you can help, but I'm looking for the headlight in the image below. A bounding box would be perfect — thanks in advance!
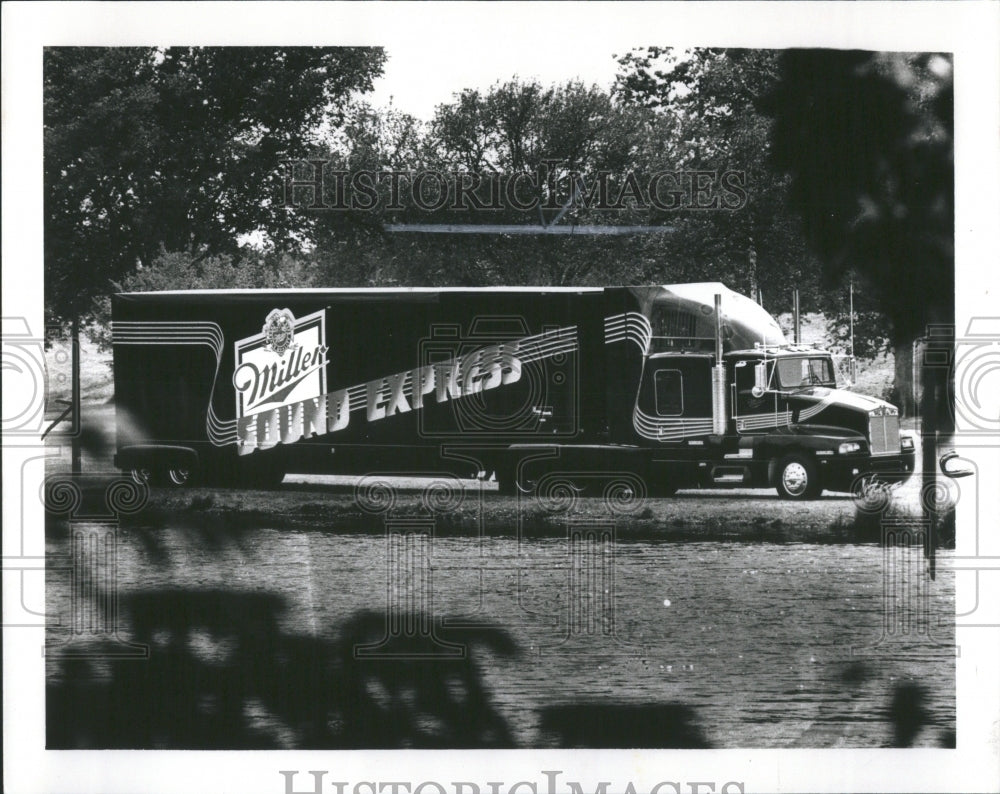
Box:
[901,435,915,451]
[838,441,862,454]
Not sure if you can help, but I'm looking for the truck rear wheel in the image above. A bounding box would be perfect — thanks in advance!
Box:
[774,453,821,500]
[131,466,187,488]
[167,467,193,487]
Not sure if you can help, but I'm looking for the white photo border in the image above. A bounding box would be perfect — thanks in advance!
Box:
[3,2,998,793]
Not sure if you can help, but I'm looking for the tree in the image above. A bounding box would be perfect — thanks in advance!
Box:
[301,80,671,288]
[766,51,953,343]
[765,49,955,566]
[44,46,386,328]
[613,48,838,315]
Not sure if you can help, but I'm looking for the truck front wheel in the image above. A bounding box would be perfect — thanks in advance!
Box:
[773,454,822,500]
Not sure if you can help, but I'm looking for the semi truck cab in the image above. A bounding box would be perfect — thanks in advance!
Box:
[635,342,915,499]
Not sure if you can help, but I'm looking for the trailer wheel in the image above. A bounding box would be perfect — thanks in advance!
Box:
[167,467,193,487]
[130,467,153,485]
[773,454,821,500]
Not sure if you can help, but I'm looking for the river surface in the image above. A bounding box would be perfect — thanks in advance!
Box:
[46,510,954,750]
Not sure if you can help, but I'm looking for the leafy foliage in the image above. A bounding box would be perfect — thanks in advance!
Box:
[304,81,672,288]
[88,249,324,352]
[612,48,829,316]
[765,50,954,342]
[44,46,386,326]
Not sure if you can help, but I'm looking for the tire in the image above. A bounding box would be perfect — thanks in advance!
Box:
[167,467,193,488]
[773,453,822,500]
[138,467,172,488]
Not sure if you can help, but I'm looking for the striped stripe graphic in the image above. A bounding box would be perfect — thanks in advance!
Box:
[604,312,651,354]
[736,411,793,432]
[632,405,713,442]
[112,321,237,445]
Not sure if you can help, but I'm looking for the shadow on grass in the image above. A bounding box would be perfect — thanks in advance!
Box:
[48,592,951,749]
[828,503,955,548]
[47,594,521,749]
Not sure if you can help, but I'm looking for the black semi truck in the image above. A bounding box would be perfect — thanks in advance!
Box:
[111,283,915,498]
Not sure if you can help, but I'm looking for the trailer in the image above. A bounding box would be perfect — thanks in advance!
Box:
[112,283,915,498]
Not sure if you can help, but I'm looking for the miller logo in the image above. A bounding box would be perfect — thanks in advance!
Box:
[233,308,329,426]
[262,308,297,356]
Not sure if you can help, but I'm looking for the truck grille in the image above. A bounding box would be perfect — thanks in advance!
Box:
[869,413,901,455]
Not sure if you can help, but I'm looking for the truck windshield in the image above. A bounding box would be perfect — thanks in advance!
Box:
[775,357,836,389]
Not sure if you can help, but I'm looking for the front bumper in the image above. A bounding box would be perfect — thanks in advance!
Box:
[817,448,917,493]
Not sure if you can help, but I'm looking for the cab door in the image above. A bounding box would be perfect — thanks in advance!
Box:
[732,359,785,433]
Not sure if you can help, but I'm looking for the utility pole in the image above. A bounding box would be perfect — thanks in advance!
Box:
[849,278,855,383]
[71,316,81,474]
[792,289,801,344]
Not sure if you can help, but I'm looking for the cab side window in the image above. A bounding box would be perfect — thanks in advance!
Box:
[655,369,683,416]
[735,361,768,414]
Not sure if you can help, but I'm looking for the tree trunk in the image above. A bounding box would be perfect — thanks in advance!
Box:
[918,327,956,581]
[894,340,916,418]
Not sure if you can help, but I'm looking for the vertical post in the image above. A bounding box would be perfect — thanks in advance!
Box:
[849,280,854,358]
[71,315,81,474]
[712,294,727,436]
[793,289,801,345]
[919,325,954,581]
[849,279,856,384]
[714,294,723,364]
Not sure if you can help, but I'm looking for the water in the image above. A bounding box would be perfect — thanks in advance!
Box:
[47,522,954,748]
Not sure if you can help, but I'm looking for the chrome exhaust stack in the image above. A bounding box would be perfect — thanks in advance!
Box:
[712,293,728,436]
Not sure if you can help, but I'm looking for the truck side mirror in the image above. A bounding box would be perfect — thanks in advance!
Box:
[752,362,767,398]
[940,450,975,479]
